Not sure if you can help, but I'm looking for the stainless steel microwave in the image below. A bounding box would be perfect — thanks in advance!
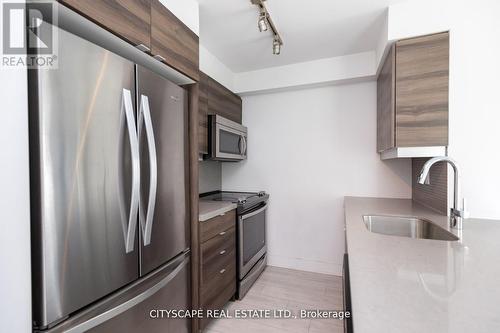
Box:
[209,115,247,161]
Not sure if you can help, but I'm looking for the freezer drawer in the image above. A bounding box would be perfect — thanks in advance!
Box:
[41,252,191,333]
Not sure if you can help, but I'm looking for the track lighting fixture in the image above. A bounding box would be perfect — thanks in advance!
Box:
[273,37,281,55]
[251,0,284,55]
[258,11,268,32]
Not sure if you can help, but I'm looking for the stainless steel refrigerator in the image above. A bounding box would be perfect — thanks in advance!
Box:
[29,24,190,333]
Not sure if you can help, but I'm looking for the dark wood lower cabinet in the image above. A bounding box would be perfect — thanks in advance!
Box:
[342,254,353,333]
[198,211,237,331]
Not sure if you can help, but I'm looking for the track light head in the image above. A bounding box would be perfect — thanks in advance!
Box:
[258,12,268,32]
[251,0,283,55]
[273,37,281,55]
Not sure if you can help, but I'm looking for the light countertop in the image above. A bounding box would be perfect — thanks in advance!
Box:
[199,200,237,222]
[344,197,500,333]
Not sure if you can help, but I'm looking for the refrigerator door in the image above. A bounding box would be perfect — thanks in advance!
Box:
[136,66,190,275]
[41,252,191,333]
[30,26,140,328]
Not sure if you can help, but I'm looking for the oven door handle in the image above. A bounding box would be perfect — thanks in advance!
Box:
[240,202,268,220]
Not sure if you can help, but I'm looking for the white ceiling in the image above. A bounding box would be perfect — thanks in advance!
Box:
[198,0,408,73]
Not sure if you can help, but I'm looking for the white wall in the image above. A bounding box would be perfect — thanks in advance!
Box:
[222,82,412,275]
[199,160,222,194]
[0,0,32,328]
[387,0,500,219]
[234,51,376,95]
[200,44,236,91]
[0,67,31,333]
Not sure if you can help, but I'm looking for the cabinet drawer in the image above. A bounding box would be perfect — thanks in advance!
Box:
[200,209,236,243]
[201,226,235,269]
[201,226,235,285]
[59,0,151,49]
[201,258,236,309]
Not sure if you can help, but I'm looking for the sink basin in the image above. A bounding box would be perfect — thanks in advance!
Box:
[363,215,459,241]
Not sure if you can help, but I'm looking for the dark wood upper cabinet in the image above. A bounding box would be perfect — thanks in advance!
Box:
[395,32,449,147]
[207,77,242,124]
[151,0,200,81]
[60,0,200,82]
[197,73,242,154]
[59,0,151,49]
[377,44,395,153]
[377,32,449,153]
[198,72,209,154]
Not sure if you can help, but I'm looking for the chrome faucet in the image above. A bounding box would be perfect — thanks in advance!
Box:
[417,157,468,230]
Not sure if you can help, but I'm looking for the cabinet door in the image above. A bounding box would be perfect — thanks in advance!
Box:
[208,77,242,124]
[151,0,200,81]
[59,0,151,49]
[377,45,395,152]
[395,32,449,147]
[198,72,209,154]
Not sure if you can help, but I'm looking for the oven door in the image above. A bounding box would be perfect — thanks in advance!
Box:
[210,116,247,161]
[238,203,267,279]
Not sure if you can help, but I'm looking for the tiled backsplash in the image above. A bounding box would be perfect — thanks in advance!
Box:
[412,158,448,215]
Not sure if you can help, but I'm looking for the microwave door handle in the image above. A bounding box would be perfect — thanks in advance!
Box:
[121,89,140,253]
[242,136,247,155]
[238,135,244,155]
[139,95,158,246]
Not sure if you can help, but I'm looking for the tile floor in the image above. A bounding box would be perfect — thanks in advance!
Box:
[205,266,344,333]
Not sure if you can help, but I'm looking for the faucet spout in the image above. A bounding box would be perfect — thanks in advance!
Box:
[418,156,467,230]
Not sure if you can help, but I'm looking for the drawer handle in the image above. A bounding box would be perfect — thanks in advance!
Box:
[219,250,226,255]
[220,269,226,274]
[219,231,226,236]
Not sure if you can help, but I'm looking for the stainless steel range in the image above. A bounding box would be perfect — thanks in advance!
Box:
[204,191,269,299]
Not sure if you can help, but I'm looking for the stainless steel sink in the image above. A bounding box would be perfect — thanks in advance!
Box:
[363,215,459,241]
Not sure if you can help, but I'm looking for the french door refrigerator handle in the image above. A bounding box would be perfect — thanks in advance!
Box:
[122,89,140,253]
[138,94,158,246]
